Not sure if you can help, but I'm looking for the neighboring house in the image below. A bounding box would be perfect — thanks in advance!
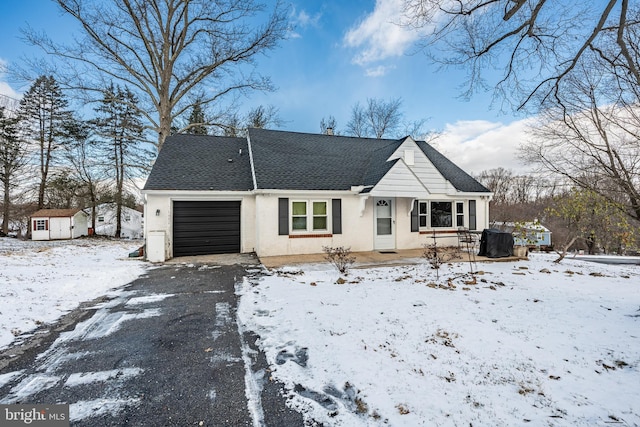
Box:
[492,221,552,249]
[142,128,493,262]
[88,203,144,239]
[30,209,89,241]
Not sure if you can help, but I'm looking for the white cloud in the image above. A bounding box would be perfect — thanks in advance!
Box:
[0,81,21,100]
[431,119,534,175]
[0,58,21,102]
[365,64,396,77]
[289,8,322,38]
[344,0,420,65]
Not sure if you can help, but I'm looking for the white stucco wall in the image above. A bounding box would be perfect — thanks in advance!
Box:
[254,192,375,257]
[144,191,255,261]
[144,190,490,259]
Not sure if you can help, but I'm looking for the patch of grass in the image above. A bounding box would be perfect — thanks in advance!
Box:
[396,404,410,415]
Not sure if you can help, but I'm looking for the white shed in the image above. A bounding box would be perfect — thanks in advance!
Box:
[88,203,144,239]
[31,209,89,241]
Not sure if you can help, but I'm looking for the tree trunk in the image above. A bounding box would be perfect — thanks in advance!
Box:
[553,236,579,263]
[2,179,10,234]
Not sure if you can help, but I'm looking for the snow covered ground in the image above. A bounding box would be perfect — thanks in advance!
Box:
[1,237,638,426]
[237,253,640,426]
[0,237,147,350]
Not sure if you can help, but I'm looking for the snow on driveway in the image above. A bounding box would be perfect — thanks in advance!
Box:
[0,238,147,350]
[237,253,640,426]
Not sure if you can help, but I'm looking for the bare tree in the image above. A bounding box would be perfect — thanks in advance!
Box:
[22,0,289,150]
[402,0,640,111]
[64,119,108,232]
[521,64,640,222]
[320,116,338,135]
[245,105,283,129]
[346,102,368,137]
[346,97,403,139]
[220,104,282,137]
[475,168,514,205]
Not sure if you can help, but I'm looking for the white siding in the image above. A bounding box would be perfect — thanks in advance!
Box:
[72,212,89,238]
[369,162,430,198]
[388,138,450,193]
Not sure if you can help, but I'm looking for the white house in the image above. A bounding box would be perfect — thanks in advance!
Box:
[88,203,143,239]
[492,221,552,249]
[142,129,493,262]
[31,208,89,241]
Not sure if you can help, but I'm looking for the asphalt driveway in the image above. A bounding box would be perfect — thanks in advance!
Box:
[0,260,304,426]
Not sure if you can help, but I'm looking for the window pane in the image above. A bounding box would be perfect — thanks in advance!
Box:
[376,201,391,218]
[456,215,464,227]
[431,202,452,227]
[456,202,464,214]
[292,217,307,230]
[419,202,427,215]
[313,202,326,215]
[377,218,392,235]
[292,202,306,215]
[313,217,327,230]
[419,216,427,227]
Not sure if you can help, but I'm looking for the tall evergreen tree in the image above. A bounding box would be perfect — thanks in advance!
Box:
[187,103,207,135]
[0,107,27,234]
[18,75,73,209]
[93,84,146,238]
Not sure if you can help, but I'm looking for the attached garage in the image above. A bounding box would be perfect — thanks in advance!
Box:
[172,201,241,257]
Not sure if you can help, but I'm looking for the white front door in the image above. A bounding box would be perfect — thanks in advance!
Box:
[374,198,395,250]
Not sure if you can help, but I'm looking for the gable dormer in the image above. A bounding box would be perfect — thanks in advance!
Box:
[388,137,451,193]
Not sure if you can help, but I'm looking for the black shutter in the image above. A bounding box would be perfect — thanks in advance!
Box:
[332,199,342,234]
[411,200,419,232]
[469,200,477,230]
[278,198,289,235]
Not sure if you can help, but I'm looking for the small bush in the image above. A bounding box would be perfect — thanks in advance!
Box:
[323,246,356,274]
[422,243,454,281]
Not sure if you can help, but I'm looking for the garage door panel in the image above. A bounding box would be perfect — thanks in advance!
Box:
[173,201,241,256]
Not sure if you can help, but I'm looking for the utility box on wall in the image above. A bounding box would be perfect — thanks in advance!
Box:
[147,231,166,262]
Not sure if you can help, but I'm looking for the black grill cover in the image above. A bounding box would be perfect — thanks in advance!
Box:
[478,228,514,258]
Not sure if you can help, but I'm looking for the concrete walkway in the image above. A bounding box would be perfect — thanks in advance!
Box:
[260,248,523,269]
[161,248,524,270]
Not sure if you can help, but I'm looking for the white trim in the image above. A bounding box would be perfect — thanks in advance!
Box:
[246,132,258,190]
[289,199,330,234]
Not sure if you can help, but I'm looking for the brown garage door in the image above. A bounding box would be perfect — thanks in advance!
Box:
[173,201,241,257]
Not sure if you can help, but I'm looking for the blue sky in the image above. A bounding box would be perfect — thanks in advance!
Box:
[0,0,531,174]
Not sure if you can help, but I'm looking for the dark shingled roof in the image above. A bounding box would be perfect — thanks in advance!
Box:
[248,128,400,190]
[143,129,491,194]
[144,134,253,191]
[416,141,491,193]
